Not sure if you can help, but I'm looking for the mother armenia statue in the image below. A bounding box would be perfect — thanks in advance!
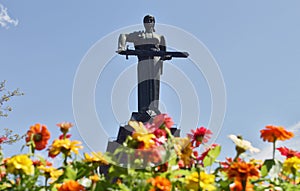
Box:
[117,15,188,121]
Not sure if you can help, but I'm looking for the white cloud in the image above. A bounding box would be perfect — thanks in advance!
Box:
[254,122,300,160]
[0,4,18,29]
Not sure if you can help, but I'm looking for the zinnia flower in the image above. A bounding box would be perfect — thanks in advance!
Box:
[226,161,260,191]
[84,152,109,165]
[228,135,260,154]
[26,123,51,150]
[38,165,63,182]
[32,159,52,167]
[58,180,85,191]
[227,161,260,180]
[129,121,156,149]
[6,154,34,175]
[260,125,294,142]
[174,138,193,167]
[282,156,300,175]
[188,127,212,147]
[132,132,156,149]
[185,171,216,191]
[277,147,300,159]
[152,114,174,129]
[57,122,73,134]
[89,174,100,183]
[48,139,82,158]
[148,176,172,191]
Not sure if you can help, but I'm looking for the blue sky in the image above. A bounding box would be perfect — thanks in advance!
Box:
[1,1,300,161]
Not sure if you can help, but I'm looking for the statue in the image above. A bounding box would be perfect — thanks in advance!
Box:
[117,15,188,121]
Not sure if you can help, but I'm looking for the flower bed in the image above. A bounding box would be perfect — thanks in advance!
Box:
[0,114,299,191]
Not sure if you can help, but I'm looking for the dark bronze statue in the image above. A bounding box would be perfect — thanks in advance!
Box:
[117,15,188,121]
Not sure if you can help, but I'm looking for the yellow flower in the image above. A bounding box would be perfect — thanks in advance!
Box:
[129,120,156,149]
[84,152,109,165]
[132,132,156,149]
[38,165,63,181]
[185,171,216,191]
[6,154,34,175]
[174,137,193,167]
[283,156,300,175]
[48,139,83,158]
[89,174,100,183]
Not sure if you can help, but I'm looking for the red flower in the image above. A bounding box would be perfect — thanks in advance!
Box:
[59,134,71,140]
[32,159,52,167]
[154,129,167,138]
[277,146,300,159]
[198,144,219,161]
[188,127,212,147]
[0,136,7,144]
[26,124,51,150]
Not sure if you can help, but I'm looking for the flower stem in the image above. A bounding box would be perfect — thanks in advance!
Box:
[272,140,276,160]
[44,177,48,189]
[63,154,68,166]
[197,165,201,191]
[241,179,247,191]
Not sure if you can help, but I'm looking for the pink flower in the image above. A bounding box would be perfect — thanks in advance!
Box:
[188,127,212,147]
[151,114,174,129]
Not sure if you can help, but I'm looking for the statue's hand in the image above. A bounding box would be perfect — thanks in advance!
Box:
[116,49,125,53]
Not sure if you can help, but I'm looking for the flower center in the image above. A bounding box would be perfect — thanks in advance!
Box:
[33,133,43,142]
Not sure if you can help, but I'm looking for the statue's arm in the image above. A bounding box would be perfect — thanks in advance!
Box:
[118,32,138,51]
[159,35,166,51]
[159,36,171,61]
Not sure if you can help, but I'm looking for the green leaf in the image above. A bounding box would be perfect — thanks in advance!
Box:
[261,159,281,178]
[203,145,221,167]
[64,166,77,180]
[261,159,275,177]
[118,183,131,191]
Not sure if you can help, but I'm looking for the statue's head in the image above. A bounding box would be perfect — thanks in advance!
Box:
[143,15,155,32]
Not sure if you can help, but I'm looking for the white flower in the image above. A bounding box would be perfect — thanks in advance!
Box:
[228,134,260,153]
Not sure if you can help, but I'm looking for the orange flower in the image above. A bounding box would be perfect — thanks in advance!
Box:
[226,161,259,191]
[227,161,260,180]
[230,179,254,191]
[26,124,50,150]
[148,176,171,191]
[260,125,294,142]
[57,122,73,134]
[58,180,85,191]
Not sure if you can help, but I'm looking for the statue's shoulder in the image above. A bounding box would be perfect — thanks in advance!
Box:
[129,30,144,35]
[152,32,164,39]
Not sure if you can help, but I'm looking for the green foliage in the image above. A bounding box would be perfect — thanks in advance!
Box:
[203,145,221,167]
